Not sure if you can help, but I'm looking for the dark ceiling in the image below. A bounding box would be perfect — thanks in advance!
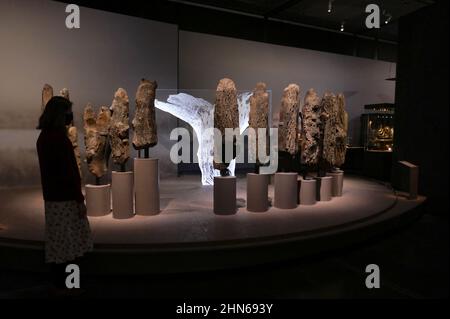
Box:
[167,0,434,41]
[56,0,436,62]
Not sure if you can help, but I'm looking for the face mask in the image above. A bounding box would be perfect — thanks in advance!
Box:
[65,112,74,125]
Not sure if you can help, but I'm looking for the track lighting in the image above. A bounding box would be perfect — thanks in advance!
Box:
[383,10,392,24]
[328,0,334,13]
[384,15,392,24]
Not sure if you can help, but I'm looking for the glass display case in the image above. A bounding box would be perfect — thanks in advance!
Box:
[360,103,395,152]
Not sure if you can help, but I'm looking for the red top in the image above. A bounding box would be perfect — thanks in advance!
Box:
[36,129,84,203]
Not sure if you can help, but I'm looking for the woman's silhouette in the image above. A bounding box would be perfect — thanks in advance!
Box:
[36,96,93,294]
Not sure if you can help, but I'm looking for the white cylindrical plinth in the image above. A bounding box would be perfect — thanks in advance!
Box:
[112,171,134,219]
[247,173,269,212]
[134,158,160,215]
[214,176,237,215]
[315,176,333,201]
[85,184,111,216]
[327,170,344,197]
[299,178,317,205]
[274,173,298,209]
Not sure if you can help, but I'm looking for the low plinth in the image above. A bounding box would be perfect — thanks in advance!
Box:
[134,158,160,215]
[112,171,134,219]
[274,173,298,209]
[299,178,317,205]
[327,170,344,197]
[85,184,111,217]
[315,176,333,202]
[246,173,269,212]
[214,176,237,215]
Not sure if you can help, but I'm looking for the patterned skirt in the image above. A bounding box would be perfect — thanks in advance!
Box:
[44,201,93,264]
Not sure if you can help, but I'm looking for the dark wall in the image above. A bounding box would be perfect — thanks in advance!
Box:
[393,1,449,214]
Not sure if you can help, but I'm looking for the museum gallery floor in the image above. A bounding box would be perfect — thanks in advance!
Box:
[0,175,425,273]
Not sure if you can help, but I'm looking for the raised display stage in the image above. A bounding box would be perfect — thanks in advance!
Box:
[0,175,425,274]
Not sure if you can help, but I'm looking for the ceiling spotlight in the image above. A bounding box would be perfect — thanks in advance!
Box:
[383,10,392,24]
[385,15,392,24]
[328,0,334,13]
[340,21,345,32]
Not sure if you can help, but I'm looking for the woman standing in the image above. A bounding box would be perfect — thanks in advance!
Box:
[36,96,93,292]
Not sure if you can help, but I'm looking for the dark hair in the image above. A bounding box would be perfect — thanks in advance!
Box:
[37,96,72,130]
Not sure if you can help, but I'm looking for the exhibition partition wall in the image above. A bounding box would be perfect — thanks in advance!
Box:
[0,0,178,187]
[179,31,396,146]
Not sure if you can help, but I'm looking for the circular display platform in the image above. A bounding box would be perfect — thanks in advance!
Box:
[0,175,425,274]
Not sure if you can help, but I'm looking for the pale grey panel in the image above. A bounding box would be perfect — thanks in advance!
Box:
[0,0,178,186]
[179,31,396,146]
